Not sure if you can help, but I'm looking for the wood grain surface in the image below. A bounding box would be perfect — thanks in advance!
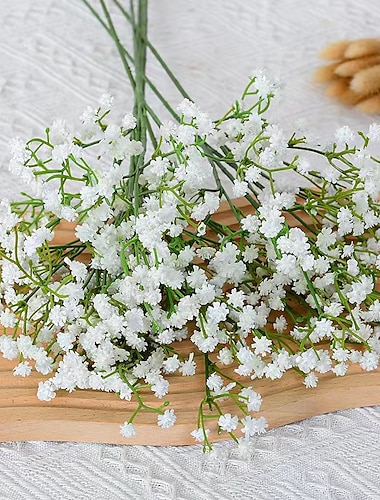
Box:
[0,352,379,445]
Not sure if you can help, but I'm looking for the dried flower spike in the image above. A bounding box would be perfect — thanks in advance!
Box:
[356,93,380,113]
[318,39,350,60]
[313,62,340,83]
[350,64,380,96]
[335,55,380,78]
[344,38,380,59]
[315,38,380,113]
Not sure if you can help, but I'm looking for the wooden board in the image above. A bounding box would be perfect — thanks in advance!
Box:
[0,353,379,445]
[0,197,379,445]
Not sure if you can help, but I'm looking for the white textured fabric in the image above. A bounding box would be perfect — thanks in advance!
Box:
[0,1,379,498]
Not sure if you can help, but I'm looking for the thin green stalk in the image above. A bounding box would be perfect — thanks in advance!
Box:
[98,0,136,92]
[82,0,180,124]
[130,0,148,208]
[112,0,192,100]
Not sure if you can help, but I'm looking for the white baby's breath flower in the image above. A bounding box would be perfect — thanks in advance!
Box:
[217,347,233,365]
[360,351,379,371]
[206,373,223,391]
[251,69,279,97]
[162,355,180,374]
[120,422,136,438]
[337,207,354,236]
[241,214,260,234]
[218,413,239,432]
[238,387,262,412]
[151,375,170,399]
[303,372,318,388]
[332,362,348,377]
[179,353,196,376]
[251,336,272,356]
[295,349,318,373]
[0,309,17,329]
[273,315,287,333]
[24,227,54,257]
[57,331,76,352]
[190,427,210,442]
[232,179,248,197]
[297,158,311,174]
[347,258,359,276]
[245,165,261,184]
[367,123,380,142]
[346,275,374,304]
[9,137,31,164]
[64,258,88,282]
[0,335,19,359]
[177,98,201,120]
[13,361,32,377]
[241,415,268,437]
[335,125,355,146]
[122,113,137,130]
[157,409,176,429]
[98,92,114,109]
[49,305,68,328]
[37,381,56,401]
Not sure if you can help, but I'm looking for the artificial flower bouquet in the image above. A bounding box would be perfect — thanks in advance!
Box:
[0,0,379,452]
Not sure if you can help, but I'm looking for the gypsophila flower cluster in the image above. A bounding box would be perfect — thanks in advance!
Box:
[0,0,379,453]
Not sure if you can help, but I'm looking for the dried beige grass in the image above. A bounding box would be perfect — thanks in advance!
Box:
[335,55,380,77]
[315,38,380,113]
[350,65,380,96]
[356,93,380,113]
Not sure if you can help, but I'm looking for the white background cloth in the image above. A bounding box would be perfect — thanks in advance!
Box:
[0,1,379,498]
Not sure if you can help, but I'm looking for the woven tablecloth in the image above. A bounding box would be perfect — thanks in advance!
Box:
[0,1,379,498]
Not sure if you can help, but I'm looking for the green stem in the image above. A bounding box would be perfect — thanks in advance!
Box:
[98,0,136,92]
[112,0,191,100]
[130,0,148,210]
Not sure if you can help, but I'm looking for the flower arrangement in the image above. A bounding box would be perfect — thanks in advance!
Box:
[0,0,379,452]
